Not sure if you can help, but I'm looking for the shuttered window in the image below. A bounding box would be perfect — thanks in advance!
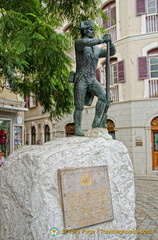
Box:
[103,1,116,28]
[102,59,125,84]
[136,0,158,15]
[136,0,146,15]
[138,57,149,79]
[138,49,158,79]
[118,60,125,82]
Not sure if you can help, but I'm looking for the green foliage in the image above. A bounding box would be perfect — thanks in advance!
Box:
[0,0,101,118]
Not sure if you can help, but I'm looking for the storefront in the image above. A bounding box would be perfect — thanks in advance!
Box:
[0,119,11,157]
[0,98,27,158]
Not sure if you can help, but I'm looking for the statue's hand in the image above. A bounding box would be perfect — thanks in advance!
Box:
[102,33,112,43]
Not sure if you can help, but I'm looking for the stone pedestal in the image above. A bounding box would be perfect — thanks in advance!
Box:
[1,130,136,240]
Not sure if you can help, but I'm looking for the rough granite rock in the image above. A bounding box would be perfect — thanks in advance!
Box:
[0,131,136,240]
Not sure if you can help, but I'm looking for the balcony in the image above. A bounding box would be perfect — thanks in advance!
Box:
[146,14,158,33]
[149,79,158,98]
[101,68,119,103]
[107,25,117,42]
[144,79,158,98]
[110,84,119,102]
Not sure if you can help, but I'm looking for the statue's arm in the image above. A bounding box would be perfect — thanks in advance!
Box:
[75,38,104,51]
[99,42,116,58]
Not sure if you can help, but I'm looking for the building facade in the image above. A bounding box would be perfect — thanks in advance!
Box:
[0,84,27,158]
[24,0,158,176]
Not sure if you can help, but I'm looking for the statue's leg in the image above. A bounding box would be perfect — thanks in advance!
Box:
[74,109,84,136]
[88,79,106,128]
[74,81,86,136]
[92,98,106,128]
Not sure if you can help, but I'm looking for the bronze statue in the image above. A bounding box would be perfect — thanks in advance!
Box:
[73,20,116,136]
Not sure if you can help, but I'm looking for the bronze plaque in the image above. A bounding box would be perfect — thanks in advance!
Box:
[58,165,114,229]
[136,141,143,146]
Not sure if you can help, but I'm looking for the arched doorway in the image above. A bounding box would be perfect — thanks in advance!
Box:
[107,119,115,139]
[151,117,158,170]
[65,123,75,137]
[44,124,50,142]
[31,126,36,145]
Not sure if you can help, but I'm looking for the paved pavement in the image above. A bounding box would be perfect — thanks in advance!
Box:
[135,175,158,240]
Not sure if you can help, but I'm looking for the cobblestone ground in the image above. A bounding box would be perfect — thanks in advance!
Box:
[135,176,158,240]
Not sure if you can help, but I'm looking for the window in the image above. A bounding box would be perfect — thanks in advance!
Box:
[31,126,36,145]
[101,58,125,102]
[138,48,158,98]
[149,57,158,78]
[102,1,117,41]
[147,0,158,14]
[102,58,125,85]
[111,62,118,85]
[44,124,50,142]
[29,95,37,108]
[25,95,38,108]
[136,0,158,14]
[138,49,158,79]
[103,1,116,28]
[136,0,158,32]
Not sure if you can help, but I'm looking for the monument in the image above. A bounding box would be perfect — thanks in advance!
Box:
[72,20,116,136]
[1,20,136,240]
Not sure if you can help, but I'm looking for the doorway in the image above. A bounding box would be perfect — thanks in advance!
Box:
[0,120,11,157]
[107,119,115,139]
[65,123,75,137]
[151,117,158,170]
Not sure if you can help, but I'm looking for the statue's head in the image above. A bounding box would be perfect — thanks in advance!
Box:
[79,20,94,38]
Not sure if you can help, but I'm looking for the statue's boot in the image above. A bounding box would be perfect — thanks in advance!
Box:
[92,116,101,128]
[74,126,84,136]
[74,109,84,136]
[92,100,106,128]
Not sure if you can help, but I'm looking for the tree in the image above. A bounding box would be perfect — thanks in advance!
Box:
[0,0,98,118]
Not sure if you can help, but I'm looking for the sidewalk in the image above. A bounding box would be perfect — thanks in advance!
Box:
[135,176,158,240]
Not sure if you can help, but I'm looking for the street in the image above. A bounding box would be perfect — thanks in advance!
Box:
[135,176,158,240]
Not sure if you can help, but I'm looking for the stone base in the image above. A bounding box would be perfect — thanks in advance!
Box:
[86,128,112,139]
[1,133,136,240]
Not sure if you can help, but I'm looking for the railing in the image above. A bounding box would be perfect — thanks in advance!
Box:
[110,84,119,102]
[101,68,119,102]
[146,14,158,33]
[107,25,117,42]
[148,79,158,98]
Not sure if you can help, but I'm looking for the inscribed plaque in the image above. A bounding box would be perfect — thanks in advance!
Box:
[58,165,114,229]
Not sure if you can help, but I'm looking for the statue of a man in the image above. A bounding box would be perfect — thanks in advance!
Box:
[74,20,116,136]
